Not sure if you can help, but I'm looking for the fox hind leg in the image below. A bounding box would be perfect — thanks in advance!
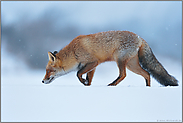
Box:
[108,59,127,86]
[126,54,150,86]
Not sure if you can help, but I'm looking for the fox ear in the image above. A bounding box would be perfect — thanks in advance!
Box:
[48,52,56,62]
[53,51,58,55]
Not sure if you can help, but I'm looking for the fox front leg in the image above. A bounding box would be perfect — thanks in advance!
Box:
[86,68,96,86]
[77,62,98,86]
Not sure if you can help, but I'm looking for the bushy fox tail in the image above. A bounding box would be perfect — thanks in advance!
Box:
[138,39,178,86]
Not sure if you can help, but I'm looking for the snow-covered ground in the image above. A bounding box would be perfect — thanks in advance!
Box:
[1,48,182,122]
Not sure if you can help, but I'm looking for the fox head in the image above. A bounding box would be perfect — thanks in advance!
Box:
[42,51,65,84]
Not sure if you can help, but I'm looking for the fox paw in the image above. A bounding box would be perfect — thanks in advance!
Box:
[80,78,91,86]
[82,80,90,86]
[80,79,88,86]
[108,83,116,86]
[84,80,89,85]
[85,80,91,86]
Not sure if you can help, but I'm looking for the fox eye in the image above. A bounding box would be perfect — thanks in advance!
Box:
[47,70,56,73]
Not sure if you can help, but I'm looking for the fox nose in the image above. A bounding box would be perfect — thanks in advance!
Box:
[42,80,44,83]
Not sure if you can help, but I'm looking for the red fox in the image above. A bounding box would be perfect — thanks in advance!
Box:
[42,31,178,86]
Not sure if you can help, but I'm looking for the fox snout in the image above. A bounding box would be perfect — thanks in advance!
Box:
[42,80,46,84]
[42,76,55,84]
